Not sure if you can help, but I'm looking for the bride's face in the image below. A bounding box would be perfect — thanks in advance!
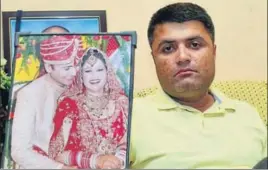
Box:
[82,58,107,95]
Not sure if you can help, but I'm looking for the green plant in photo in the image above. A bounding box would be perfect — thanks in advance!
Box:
[0,57,11,90]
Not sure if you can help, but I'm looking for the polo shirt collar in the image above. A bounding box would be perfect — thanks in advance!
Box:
[154,87,236,112]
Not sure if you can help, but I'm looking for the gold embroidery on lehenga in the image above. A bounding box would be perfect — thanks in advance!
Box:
[77,118,96,152]
[48,129,65,159]
[75,95,127,155]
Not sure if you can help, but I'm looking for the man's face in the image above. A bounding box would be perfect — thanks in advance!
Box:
[151,21,216,98]
[47,62,77,86]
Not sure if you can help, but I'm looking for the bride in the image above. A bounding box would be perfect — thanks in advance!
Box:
[48,47,129,169]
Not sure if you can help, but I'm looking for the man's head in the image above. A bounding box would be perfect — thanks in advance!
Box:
[148,2,216,101]
[41,25,70,34]
[36,25,70,78]
[40,35,81,86]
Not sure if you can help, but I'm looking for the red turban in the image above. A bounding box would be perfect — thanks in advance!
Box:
[40,35,84,65]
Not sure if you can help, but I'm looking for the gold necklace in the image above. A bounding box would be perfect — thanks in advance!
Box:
[85,93,109,118]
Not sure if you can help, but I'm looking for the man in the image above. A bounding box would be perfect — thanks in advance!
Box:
[41,25,70,33]
[130,2,267,169]
[11,34,82,169]
[34,25,70,79]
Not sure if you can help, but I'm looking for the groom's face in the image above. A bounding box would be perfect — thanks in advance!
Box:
[47,62,77,86]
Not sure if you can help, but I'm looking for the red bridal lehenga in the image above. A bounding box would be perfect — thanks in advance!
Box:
[33,48,129,169]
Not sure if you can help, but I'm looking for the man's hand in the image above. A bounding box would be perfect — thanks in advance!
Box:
[55,151,69,164]
[96,155,122,169]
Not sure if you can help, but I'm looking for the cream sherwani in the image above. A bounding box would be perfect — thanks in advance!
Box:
[11,74,66,169]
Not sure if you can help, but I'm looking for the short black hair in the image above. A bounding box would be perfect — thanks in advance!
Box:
[41,25,70,33]
[147,2,215,47]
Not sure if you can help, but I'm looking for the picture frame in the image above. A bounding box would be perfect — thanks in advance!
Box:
[2,10,107,74]
[1,32,137,169]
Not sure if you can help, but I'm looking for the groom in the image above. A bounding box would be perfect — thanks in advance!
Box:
[11,33,83,169]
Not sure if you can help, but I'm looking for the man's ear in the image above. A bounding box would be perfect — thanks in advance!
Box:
[44,63,53,73]
[151,51,154,57]
[213,44,217,59]
[151,51,156,65]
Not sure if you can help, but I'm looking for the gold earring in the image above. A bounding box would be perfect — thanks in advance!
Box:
[104,83,109,93]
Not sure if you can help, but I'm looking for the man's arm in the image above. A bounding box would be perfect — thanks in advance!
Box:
[245,102,267,159]
[261,124,267,158]
[129,141,136,167]
[11,90,64,169]
[252,108,267,158]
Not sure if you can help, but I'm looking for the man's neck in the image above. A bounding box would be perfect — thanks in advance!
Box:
[172,91,215,112]
[46,74,66,93]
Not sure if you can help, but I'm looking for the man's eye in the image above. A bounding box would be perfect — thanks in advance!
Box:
[85,70,92,73]
[162,45,175,53]
[64,67,70,71]
[190,42,201,49]
[97,68,104,72]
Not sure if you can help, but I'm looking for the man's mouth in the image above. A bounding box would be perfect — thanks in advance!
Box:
[66,78,74,82]
[89,79,101,84]
[174,68,197,77]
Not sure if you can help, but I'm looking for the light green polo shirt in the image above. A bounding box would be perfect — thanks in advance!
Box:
[130,88,267,169]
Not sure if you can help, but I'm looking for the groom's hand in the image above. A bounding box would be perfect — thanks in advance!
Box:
[96,154,122,169]
[55,151,69,164]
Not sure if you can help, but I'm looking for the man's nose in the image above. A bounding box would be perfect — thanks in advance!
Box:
[175,45,191,64]
[70,67,77,76]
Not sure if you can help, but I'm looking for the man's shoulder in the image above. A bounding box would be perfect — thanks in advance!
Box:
[131,89,160,134]
[232,99,262,119]
[133,90,158,109]
[132,88,162,121]
[232,99,267,136]
[16,76,47,97]
[231,99,260,117]
[213,88,265,124]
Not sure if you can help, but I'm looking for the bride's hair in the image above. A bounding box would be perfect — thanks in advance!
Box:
[81,47,107,69]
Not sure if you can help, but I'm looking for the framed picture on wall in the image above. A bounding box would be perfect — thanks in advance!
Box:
[2,10,107,74]
[1,32,136,169]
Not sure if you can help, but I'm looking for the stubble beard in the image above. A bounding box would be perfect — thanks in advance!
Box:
[173,78,204,93]
[164,76,213,101]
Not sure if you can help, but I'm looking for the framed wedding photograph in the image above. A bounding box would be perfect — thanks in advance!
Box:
[2,10,107,74]
[1,32,136,169]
